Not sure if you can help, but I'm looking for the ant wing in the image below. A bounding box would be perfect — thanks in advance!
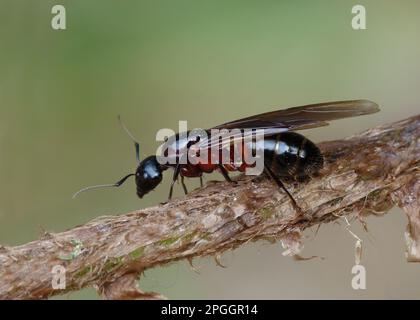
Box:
[194,127,287,151]
[195,100,379,150]
[213,100,379,131]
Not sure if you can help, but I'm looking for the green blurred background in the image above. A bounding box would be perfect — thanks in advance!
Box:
[0,0,419,299]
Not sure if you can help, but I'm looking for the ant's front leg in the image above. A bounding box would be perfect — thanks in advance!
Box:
[162,166,188,204]
[164,164,181,203]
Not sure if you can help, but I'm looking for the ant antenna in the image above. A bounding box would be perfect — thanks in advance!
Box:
[118,115,140,163]
[72,173,135,199]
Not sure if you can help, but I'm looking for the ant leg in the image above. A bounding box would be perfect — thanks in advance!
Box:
[168,165,181,201]
[180,175,188,195]
[199,176,203,188]
[264,164,301,211]
[218,164,236,184]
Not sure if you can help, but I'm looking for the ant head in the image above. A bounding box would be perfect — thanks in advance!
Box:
[73,116,167,200]
[135,155,163,198]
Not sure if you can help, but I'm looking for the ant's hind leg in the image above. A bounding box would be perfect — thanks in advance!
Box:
[264,164,302,213]
[180,175,188,195]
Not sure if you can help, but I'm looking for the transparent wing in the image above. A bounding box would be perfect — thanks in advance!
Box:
[196,100,379,150]
[213,100,379,130]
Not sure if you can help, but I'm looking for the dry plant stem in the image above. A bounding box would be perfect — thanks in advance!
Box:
[0,115,418,300]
